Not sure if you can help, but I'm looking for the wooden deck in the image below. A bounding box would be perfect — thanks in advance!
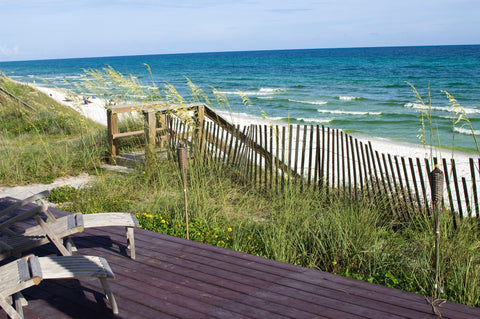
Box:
[1,197,480,319]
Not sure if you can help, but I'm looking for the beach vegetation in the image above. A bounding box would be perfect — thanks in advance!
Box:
[0,75,105,184]
[47,153,480,308]
[407,81,480,158]
[1,71,479,308]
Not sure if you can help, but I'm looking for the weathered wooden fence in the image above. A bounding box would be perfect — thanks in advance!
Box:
[107,102,480,221]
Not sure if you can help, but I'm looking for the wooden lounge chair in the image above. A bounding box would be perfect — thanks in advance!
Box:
[0,254,118,319]
[0,191,139,260]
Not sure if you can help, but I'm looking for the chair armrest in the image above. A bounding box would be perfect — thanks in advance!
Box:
[0,205,44,234]
[0,190,50,219]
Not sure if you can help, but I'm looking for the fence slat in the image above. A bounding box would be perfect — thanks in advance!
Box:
[308,125,314,187]
[253,125,259,186]
[382,153,399,216]
[314,126,320,190]
[359,142,368,193]
[355,139,368,189]
[416,158,428,212]
[320,126,326,189]
[394,156,408,217]
[294,125,300,178]
[341,131,346,195]
[331,128,336,189]
[275,125,280,192]
[375,150,391,210]
[401,157,416,214]
[462,177,472,218]
[345,133,352,196]
[281,126,286,190]
[269,126,274,189]
[326,127,331,190]
[264,125,269,187]
[288,125,293,181]
[451,158,464,217]
[368,142,380,194]
[409,157,422,211]
[469,158,479,218]
[300,125,307,190]
[387,154,400,209]
[226,124,234,165]
[335,129,341,188]
[220,126,228,164]
[349,136,357,196]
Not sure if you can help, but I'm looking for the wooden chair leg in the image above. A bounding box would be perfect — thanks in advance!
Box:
[126,227,135,260]
[13,293,24,319]
[0,293,23,319]
[64,237,77,253]
[99,278,118,314]
[34,215,71,256]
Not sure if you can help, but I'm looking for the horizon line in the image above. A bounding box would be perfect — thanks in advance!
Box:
[1,43,479,64]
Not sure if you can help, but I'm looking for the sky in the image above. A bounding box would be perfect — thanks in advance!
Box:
[1,0,479,62]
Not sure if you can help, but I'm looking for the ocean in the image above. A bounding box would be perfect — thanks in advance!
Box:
[1,45,479,153]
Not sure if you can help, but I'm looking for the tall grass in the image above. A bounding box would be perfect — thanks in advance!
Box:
[0,76,105,184]
[48,152,480,307]
[2,70,479,308]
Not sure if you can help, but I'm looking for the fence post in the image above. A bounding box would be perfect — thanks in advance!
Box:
[158,111,167,149]
[107,108,118,164]
[143,109,157,159]
[177,142,189,240]
[429,164,444,299]
[197,104,205,156]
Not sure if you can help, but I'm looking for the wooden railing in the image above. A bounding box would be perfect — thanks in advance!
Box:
[107,103,480,222]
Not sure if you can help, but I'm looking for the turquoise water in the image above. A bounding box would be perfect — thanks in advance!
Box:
[1,45,479,152]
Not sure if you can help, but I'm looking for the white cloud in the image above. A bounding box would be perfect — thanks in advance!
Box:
[0,44,20,58]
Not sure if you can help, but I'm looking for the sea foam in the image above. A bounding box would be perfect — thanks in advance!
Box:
[317,109,381,116]
[454,127,480,136]
[218,87,286,96]
[289,99,328,105]
[338,96,363,101]
[404,103,480,114]
[297,118,332,124]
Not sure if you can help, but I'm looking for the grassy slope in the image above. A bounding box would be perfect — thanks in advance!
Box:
[0,76,105,185]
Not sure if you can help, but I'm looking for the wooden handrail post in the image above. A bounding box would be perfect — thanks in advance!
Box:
[143,109,157,158]
[158,111,167,149]
[197,104,205,156]
[107,109,119,164]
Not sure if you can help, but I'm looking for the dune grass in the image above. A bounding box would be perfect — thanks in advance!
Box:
[1,72,479,308]
[47,153,480,307]
[0,76,105,184]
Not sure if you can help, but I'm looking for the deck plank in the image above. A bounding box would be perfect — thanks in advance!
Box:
[1,197,480,319]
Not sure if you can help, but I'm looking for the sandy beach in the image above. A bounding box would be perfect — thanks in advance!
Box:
[6,82,474,213]
[32,84,108,126]
[0,79,477,217]
[30,82,475,177]
[217,110,475,179]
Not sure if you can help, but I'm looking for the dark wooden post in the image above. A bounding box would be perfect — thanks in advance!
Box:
[158,111,167,149]
[107,108,119,164]
[429,164,444,298]
[177,142,189,240]
[143,109,157,158]
[197,104,205,156]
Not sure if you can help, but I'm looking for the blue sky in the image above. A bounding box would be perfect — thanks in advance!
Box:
[1,0,479,61]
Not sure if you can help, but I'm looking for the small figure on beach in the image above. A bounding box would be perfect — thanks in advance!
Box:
[83,96,92,104]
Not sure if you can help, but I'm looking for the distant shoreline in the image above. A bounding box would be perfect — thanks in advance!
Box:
[16,79,476,180]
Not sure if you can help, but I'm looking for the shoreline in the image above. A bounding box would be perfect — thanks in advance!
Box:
[216,109,475,177]
[27,82,108,126]
[25,81,477,179]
